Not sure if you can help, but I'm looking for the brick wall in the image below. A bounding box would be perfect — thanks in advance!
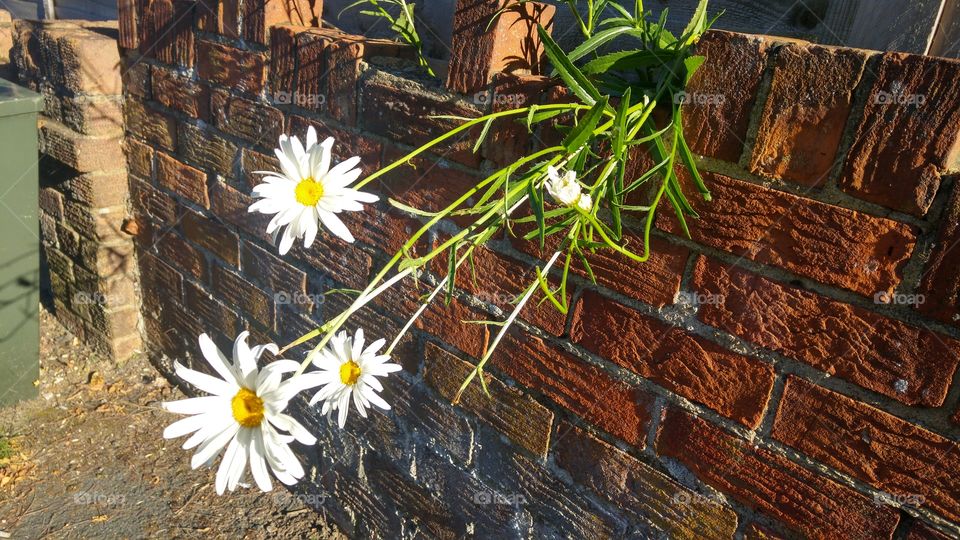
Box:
[12,19,142,361]
[121,1,960,538]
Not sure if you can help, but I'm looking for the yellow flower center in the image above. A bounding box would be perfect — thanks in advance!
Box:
[231,388,265,428]
[294,177,324,206]
[339,360,362,386]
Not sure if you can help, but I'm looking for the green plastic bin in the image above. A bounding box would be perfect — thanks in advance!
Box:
[0,79,43,407]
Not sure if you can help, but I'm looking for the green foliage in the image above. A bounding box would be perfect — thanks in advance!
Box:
[0,437,13,461]
[291,0,719,400]
[339,0,435,76]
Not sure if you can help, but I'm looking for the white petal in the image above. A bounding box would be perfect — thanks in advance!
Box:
[232,331,258,383]
[175,361,235,397]
[318,210,354,243]
[326,156,361,179]
[314,137,334,178]
[277,224,297,255]
[198,333,239,385]
[191,423,240,469]
[305,126,318,150]
[337,392,351,428]
[216,434,242,495]
[162,395,223,415]
[163,413,209,439]
[249,429,273,492]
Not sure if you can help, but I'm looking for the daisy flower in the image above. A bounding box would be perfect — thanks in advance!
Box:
[162,332,318,495]
[248,126,379,255]
[545,165,592,212]
[301,329,402,428]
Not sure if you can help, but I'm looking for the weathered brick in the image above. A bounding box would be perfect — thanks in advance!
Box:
[39,187,64,219]
[326,36,414,125]
[216,0,239,37]
[362,72,484,167]
[840,53,960,216]
[750,43,868,185]
[151,67,209,119]
[122,58,150,98]
[294,28,339,114]
[63,200,126,242]
[118,0,139,49]
[660,171,917,297]
[693,257,960,407]
[495,330,652,446]
[484,73,552,166]
[59,95,124,136]
[210,89,283,146]
[209,181,272,242]
[515,224,690,308]
[212,265,275,329]
[377,145,481,215]
[139,252,183,301]
[156,152,209,208]
[184,279,243,338]
[123,137,153,180]
[39,117,125,173]
[743,523,789,540]
[917,185,960,328]
[446,0,554,94]
[655,408,901,539]
[268,24,307,96]
[180,207,239,265]
[290,234,372,291]
[75,239,136,277]
[65,171,130,207]
[683,31,769,162]
[177,122,238,175]
[241,241,308,309]
[139,0,194,67]
[907,521,955,540]
[423,342,553,458]
[239,148,280,189]
[555,422,739,539]
[197,39,266,95]
[155,231,207,281]
[124,99,176,150]
[772,377,960,521]
[287,115,383,176]
[130,176,178,225]
[56,28,122,95]
[571,290,775,428]
[243,0,320,45]
[385,376,474,464]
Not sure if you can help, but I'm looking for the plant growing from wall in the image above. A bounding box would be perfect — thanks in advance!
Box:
[162,0,717,494]
[339,0,436,76]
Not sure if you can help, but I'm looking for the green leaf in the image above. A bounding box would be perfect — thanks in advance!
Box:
[681,0,709,46]
[538,25,601,105]
[388,198,442,217]
[562,96,608,152]
[473,117,494,153]
[562,26,640,66]
[527,178,546,249]
[581,49,675,75]
[683,55,706,84]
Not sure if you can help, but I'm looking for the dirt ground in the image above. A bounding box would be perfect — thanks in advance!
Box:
[0,307,344,539]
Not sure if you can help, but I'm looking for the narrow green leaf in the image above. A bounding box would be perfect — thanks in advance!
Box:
[562,96,609,152]
[538,25,600,105]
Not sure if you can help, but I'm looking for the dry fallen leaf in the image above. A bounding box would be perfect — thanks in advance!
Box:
[88,372,105,392]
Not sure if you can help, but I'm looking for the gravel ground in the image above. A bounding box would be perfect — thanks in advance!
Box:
[0,307,344,539]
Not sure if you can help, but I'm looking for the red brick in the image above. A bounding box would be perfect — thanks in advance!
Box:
[197,40,266,95]
[446,0,554,94]
[327,36,414,126]
[156,152,209,208]
[750,43,868,185]
[210,89,283,147]
[659,171,916,297]
[772,377,960,521]
[39,187,63,219]
[514,224,689,308]
[124,99,176,151]
[682,31,769,162]
[240,148,280,189]
[155,231,207,281]
[446,244,566,335]
[241,241,309,310]
[377,145,481,215]
[290,232,372,291]
[484,74,554,166]
[339,203,424,256]
[63,200,126,242]
[179,207,239,265]
[917,185,960,328]
[840,53,960,216]
[139,252,183,301]
[151,67,209,119]
[130,177,178,225]
[140,0,194,67]
[177,122,238,176]
[571,290,775,428]
[216,0,239,37]
[362,73,484,167]
[243,0,321,45]
[294,29,339,114]
[55,28,122,95]
[554,422,739,538]
[495,330,651,446]
[655,408,900,539]
[121,59,150,98]
[209,181,272,243]
[693,257,960,407]
[118,0,139,49]
[212,265,275,329]
[124,137,153,179]
[287,115,383,176]
[907,521,955,540]
[268,24,308,96]
[184,279,243,338]
[423,342,553,458]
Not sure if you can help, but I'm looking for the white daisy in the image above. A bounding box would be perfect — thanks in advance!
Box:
[248,126,379,255]
[546,165,592,212]
[301,328,402,428]
[162,331,318,495]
